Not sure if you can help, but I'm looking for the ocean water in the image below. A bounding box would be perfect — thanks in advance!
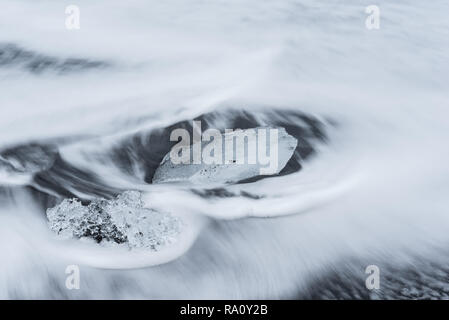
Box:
[0,0,448,299]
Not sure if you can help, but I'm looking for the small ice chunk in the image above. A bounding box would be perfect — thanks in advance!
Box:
[46,191,181,250]
[152,127,297,184]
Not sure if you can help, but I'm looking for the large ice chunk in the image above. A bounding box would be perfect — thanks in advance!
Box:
[152,127,297,184]
[46,191,181,250]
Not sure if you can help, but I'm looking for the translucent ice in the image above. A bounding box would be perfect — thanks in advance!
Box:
[153,127,298,184]
[46,191,181,250]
